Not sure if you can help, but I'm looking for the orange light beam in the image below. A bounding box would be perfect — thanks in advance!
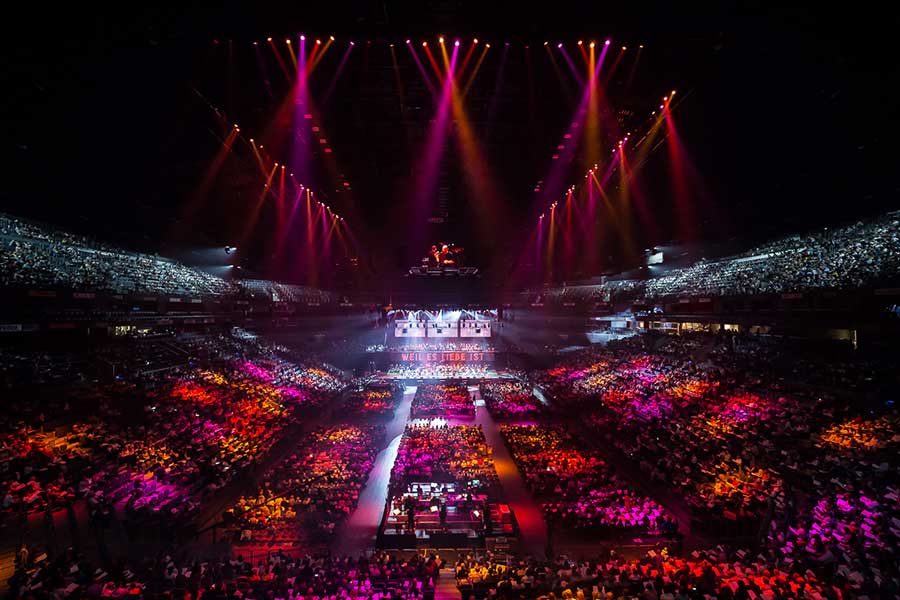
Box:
[458,39,477,77]
[267,39,291,80]
[183,127,239,220]
[585,41,600,168]
[619,144,659,242]
[275,182,306,259]
[407,43,438,98]
[238,164,278,247]
[423,44,444,83]
[391,45,416,151]
[462,45,489,97]
[602,47,627,85]
[448,77,505,240]
[390,45,408,109]
[624,45,643,94]
[577,42,589,66]
[321,43,354,104]
[438,37,451,72]
[544,43,573,102]
[250,139,266,175]
[545,204,557,282]
[284,39,297,69]
[309,37,334,73]
[562,189,579,277]
[305,42,321,72]
[305,188,317,286]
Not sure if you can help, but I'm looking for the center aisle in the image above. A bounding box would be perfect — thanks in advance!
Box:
[435,568,462,600]
[475,406,548,558]
[332,386,416,554]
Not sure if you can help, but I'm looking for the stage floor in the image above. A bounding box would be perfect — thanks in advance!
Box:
[375,370,515,381]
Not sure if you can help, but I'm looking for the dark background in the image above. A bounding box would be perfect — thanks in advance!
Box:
[2,2,898,287]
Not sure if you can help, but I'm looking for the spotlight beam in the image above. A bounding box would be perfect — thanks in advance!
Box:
[321,43,354,104]
[407,43,438,98]
[422,43,443,83]
[558,45,585,87]
[485,43,510,126]
[266,37,291,80]
[309,36,335,73]
[457,38,478,76]
[409,43,459,250]
[462,45,490,97]
[624,44,644,94]
[536,41,611,212]
[238,163,278,249]
[284,38,298,69]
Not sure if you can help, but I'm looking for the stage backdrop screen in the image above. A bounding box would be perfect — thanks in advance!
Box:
[427,322,458,338]
[395,320,426,337]
[459,321,491,337]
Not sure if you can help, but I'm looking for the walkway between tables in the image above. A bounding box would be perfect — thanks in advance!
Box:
[474,406,548,558]
[332,386,416,554]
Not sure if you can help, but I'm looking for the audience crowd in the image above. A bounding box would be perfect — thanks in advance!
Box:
[385,423,510,539]
[410,384,475,419]
[645,211,900,298]
[480,382,546,420]
[533,210,900,304]
[535,332,899,595]
[345,384,402,419]
[10,549,443,600]
[454,543,899,600]
[0,214,234,297]
[4,306,899,600]
[502,425,676,534]
[390,424,500,494]
[227,425,382,548]
[0,335,349,531]
[238,280,337,305]
[0,213,342,304]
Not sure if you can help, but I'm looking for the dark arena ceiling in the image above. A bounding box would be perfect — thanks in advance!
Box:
[2,2,898,292]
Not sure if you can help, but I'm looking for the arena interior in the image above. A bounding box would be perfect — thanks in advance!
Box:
[2,5,899,600]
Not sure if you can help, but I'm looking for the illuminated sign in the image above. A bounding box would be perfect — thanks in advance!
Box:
[390,351,495,363]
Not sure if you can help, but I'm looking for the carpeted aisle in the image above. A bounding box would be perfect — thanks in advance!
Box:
[475,406,548,558]
[332,386,415,554]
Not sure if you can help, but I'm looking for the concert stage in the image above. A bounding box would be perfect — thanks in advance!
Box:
[376,368,512,381]
[378,482,516,549]
[407,266,479,277]
[377,420,519,550]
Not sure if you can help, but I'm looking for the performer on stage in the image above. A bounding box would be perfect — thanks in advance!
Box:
[430,245,440,267]
[440,244,453,266]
